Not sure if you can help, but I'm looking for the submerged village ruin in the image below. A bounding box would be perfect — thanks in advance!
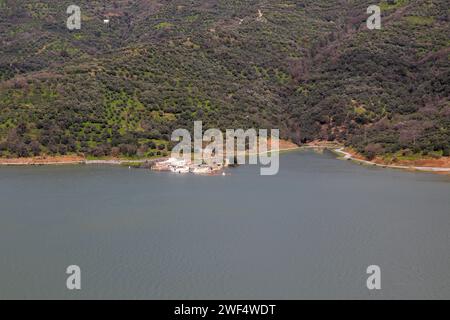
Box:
[152,122,280,176]
[152,156,230,175]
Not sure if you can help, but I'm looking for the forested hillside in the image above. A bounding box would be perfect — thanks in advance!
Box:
[0,0,448,159]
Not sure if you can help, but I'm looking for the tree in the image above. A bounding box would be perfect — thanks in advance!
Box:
[119,144,137,156]
[365,143,383,160]
[111,147,121,157]
[30,141,41,156]
[443,148,450,157]
[15,142,30,158]
[137,145,148,157]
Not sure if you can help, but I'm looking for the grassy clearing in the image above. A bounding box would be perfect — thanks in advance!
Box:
[404,16,435,26]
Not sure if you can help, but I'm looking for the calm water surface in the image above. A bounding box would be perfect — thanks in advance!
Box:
[0,150,449,299]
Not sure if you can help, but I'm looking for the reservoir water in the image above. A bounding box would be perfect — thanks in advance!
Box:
[0,150,449,299]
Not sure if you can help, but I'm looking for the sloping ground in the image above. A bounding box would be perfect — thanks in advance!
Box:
[334,148,450,175]
[0,0,448,159]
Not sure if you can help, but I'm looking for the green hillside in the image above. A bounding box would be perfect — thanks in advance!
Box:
[0,0,448,158]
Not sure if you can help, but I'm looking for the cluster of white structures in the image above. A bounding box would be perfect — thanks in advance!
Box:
[152,157,230,175]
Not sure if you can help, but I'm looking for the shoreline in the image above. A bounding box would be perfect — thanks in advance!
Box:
[0,155,165,167]
[331,147,450,174]
[2,144,448,175]
[0,158,163,167]
[0,146,302,167]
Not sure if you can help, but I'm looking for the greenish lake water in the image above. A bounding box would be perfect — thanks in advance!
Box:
[0,150,449,299]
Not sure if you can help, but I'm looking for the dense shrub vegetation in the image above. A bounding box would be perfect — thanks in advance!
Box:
[0,0,448,158]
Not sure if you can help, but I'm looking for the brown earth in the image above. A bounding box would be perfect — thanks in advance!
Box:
[375,156,450,170]
[0,139,300,165]
[270,139,299,150]
[345,149,450,169]
[0,155,85,165]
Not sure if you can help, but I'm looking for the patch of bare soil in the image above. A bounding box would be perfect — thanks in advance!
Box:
[0,155,85,165]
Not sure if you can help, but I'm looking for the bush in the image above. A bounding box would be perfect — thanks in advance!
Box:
[364,143,384,160]
[443,149,450,157]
